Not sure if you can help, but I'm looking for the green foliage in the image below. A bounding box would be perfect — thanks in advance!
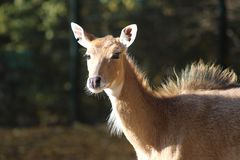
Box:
[0,0,240,126]
[0,0,70,126]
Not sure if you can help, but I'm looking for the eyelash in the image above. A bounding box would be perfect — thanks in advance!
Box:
[83,52,121,60]
[111,52,121,59]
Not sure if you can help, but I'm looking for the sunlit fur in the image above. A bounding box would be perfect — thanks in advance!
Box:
[71,23,240,160]
[160,60,238,95]
[110,53,240,160]
[107,53,240,136]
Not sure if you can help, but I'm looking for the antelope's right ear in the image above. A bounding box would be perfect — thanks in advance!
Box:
[71,22,91,48]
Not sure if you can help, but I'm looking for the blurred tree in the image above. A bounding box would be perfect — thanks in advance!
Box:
[0,0,239,126]
[218,0,228,67]
[0,0,70,126]
[69,0,80,123]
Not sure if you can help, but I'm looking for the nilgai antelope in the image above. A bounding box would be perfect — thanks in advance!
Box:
[71,23,240,160]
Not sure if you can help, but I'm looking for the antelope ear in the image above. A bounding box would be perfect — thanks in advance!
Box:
[119,24,137,48]
[71,22,93,48]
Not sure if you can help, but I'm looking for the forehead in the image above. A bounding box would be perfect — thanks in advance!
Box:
[91,35,120,49]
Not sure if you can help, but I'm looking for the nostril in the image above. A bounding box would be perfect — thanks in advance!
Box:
[95,77,101,86]
[89,76,102,89]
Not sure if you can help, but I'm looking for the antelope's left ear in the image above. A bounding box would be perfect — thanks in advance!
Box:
[119,24,137,48]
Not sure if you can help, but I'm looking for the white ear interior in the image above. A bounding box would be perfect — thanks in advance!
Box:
[119,24,137,48]
[71,22,90,48]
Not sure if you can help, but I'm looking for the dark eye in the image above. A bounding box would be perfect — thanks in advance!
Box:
[111,52,121,59]
[83,54,91,60]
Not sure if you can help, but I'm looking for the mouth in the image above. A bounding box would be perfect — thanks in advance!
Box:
[87,86,105,94]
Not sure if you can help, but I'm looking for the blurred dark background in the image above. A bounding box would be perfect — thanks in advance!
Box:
[0,0,240,159]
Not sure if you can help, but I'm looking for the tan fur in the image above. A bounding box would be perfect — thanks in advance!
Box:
[79,31,240,160]
[160,60,238,95]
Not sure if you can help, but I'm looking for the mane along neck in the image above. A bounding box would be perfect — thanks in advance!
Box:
[123,55,155,96]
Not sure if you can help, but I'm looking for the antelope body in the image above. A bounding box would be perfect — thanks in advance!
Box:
[71,23,240,160]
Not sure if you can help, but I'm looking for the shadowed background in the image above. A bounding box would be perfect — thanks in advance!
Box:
[0,0,240,159]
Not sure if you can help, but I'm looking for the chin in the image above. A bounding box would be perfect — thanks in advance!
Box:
[87,87,104,94]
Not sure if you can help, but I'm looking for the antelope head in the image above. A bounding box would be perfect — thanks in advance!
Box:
[71,22,137,96]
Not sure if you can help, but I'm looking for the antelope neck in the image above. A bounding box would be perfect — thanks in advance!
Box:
[105,54,161,149]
